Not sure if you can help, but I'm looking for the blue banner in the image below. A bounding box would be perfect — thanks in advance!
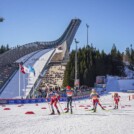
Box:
[2,95,90,105]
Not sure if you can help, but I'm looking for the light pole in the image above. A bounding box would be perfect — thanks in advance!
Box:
[86,24,89,45]
[74,38,79,88]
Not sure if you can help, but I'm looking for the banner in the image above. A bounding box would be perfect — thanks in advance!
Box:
[74,79,80,87]
[2,95,90,104]
[0,99,7,104]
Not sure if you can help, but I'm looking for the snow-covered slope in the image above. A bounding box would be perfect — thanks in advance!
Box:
[0,92,134,134]
[106,75,134,92]
[124,66,134,78]
[106,76,120,92]
[118,79,134,91]
[0,49,54,99]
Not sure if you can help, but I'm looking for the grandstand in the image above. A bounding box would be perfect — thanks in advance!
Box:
[0,18,81,98]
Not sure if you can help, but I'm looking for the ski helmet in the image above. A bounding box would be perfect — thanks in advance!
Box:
[66,86,71,90]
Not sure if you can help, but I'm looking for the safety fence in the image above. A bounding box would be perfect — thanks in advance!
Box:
[0,95,90,105]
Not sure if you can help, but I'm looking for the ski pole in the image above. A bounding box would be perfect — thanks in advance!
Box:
[58,101,64,113]
[119,100,122,109]
[73,99,77,110]
[111,95,115,108]
[46,99,51,112]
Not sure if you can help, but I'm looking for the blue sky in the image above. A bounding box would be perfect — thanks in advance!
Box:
[0,0,134,53]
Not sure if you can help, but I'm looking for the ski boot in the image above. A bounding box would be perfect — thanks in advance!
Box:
[57,109,60,115]
[50,110,55,115]
[65,108,69,113]
[101,107,105,110]
[93,107,96,112]
[114,105,117,109]
[70,109,73,114]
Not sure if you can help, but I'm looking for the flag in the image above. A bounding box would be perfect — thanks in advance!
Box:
[28,65,35,76]
[19,64,29,74]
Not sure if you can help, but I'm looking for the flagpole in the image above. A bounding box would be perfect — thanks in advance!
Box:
[25,75,27,98]
[19,64,20,98]
[26,73,30,98]
[32,73,34,98]
[23,74,25,97]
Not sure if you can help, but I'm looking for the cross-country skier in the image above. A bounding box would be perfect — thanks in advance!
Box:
[113,93,120,109]
[65,86,74,114]
[90,88,105,112]
[46,88,60,115]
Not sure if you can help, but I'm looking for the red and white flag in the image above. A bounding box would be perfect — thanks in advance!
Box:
[19,64,29,74]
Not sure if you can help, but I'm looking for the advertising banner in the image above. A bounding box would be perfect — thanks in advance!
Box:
[0,99,7,104]
[74,79,80,87]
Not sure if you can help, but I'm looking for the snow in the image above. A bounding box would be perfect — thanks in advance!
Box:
[118,79,134,91]
[106,76,134,92]
[0,92,134,134]
[124,66,134,78]
[106,76,120,92]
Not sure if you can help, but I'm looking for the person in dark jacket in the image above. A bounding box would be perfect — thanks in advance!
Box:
[65,86,74,114]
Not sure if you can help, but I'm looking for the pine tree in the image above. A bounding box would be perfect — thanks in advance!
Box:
[63,44,125,87]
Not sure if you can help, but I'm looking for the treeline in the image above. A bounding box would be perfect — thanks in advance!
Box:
[63,44,134,87]
[0,44,10,54]
[126,44,134,66]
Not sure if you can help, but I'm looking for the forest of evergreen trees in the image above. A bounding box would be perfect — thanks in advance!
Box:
[63,44,134,87]
[125,44,134,66]
[0,44,10,54]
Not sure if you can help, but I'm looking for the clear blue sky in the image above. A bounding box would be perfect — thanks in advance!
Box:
[0,0,134,53]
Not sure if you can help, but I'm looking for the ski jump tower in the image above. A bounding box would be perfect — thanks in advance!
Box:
[0,18,81,97]
[0,18,81,67]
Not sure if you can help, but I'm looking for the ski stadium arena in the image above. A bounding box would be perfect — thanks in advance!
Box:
[0,19,134,134]
[0,18,134,105]
[0,18,84,103]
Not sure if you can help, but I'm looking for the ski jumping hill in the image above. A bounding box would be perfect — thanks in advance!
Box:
[0,49,54,99]
[0,19,81,99]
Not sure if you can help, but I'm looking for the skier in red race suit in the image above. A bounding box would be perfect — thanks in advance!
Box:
[46,88,60,115]
[90,88,105,112]
[113,93,120,109]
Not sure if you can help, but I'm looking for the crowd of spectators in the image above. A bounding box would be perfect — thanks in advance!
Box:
[36,65,65,98]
